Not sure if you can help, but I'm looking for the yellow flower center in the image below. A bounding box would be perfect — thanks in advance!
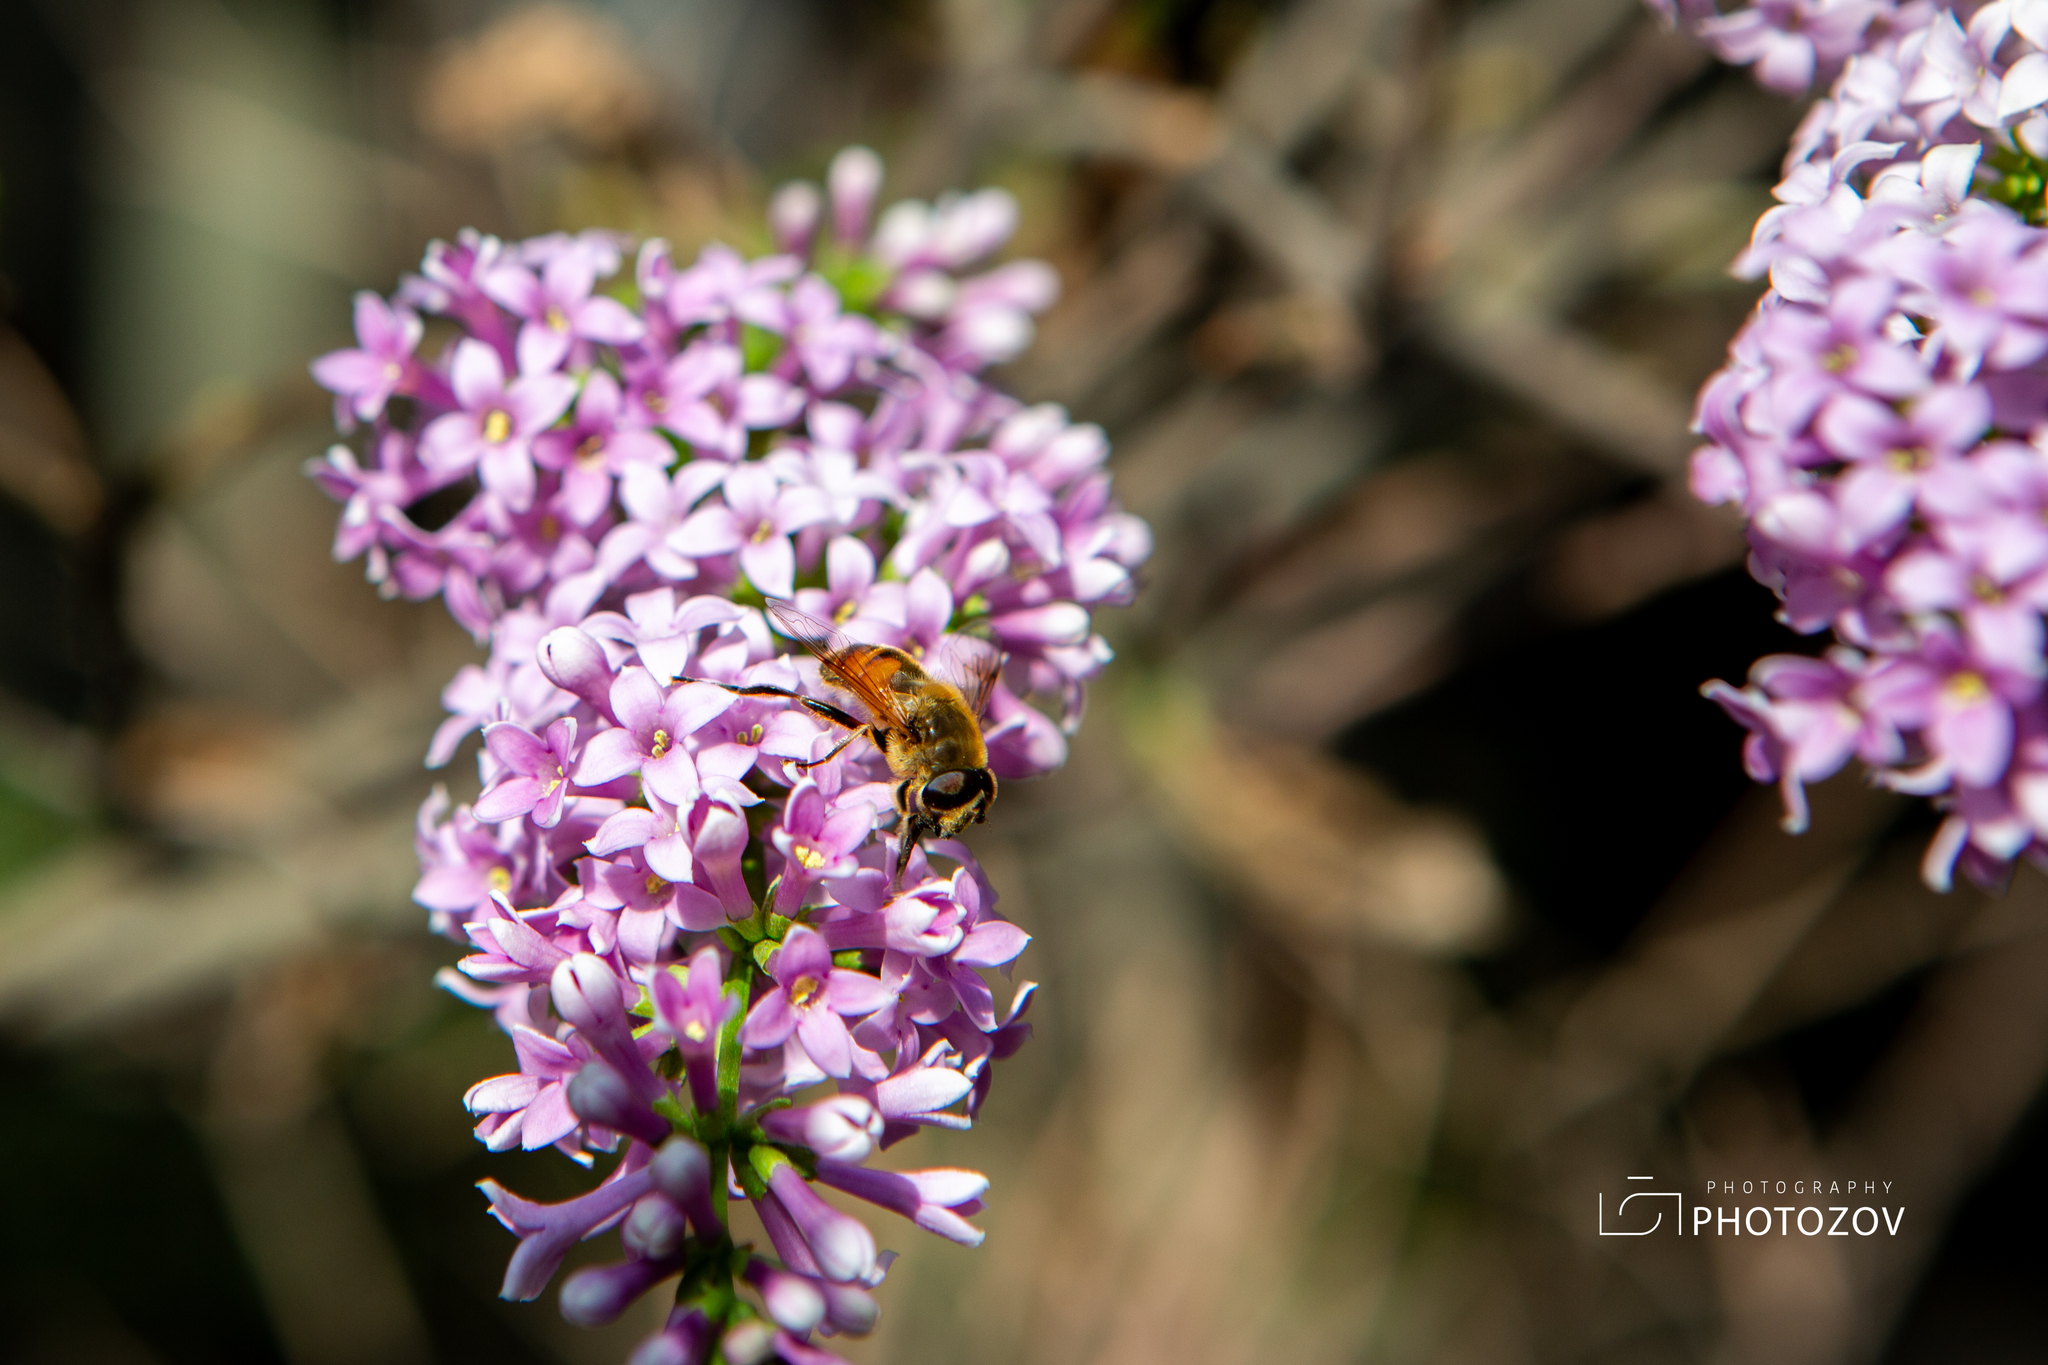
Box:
[643,391,667,413]
[383,360,404,381]
[795,845,827,870]
[650,728,670,759]
[644,872,670,897]
[789,975,822,1009]
[833,599,858,624]
[752,519,776,543]
[1972,287,1996,306]
[1972,574,2003,603]
[1947,670,1990,703]
[539,515,560,543]
[743,724,763,745]
[683,1020,708,1042]
[483,409,513,443]
[575,434,606,468]
[546,305,569,332]
[1886,446,1929,472]
[487,866,512,893]
[1821,343,1857,374]
[543,764,564,795]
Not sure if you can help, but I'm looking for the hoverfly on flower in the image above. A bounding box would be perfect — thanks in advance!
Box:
[688,600,1002,879]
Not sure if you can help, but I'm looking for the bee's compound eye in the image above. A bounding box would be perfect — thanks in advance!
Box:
[919,769,976,811]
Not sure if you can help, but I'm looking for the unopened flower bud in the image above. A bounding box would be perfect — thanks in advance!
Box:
[954,537,1010,599]
[1031,422,1108,488]
[718,1320,775,1365]
[560,1257,677,1327]
[537,627,615,715]
[762,1158,876,1283]
[743,1260,825,1334]
[930,188,1018,267]
[626,1309,708,1365]
[649,1134,707,1194]
[889,269,956,320]
[871,201,931,268]
[650,1136,720,1237]
[827,146,883,243]
[626,1334,695,1365]
[822,1280,879,1336]
[990,602,1090,648]
[769,182,822,256]
[760,1095,883,1162]
[627,1308,709,1365]
[622,1192,689,1261]
[565,1062,669,1147]
[968,259,1060,311]
[952,307,1033,364]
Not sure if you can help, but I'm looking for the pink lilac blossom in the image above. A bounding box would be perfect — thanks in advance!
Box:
[769,146,1063,369]
[1652,0,2048,888]
[307,148,1149,1364]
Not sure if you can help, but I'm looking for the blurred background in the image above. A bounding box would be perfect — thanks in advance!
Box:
[3,1,2046,1362]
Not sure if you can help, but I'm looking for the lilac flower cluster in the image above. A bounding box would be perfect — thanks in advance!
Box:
[1647,2,2048,886]
[307,148,1148,1363]
[1653,0,1906,96]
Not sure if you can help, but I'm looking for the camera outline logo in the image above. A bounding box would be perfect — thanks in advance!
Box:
[1597,1176,1684,1236]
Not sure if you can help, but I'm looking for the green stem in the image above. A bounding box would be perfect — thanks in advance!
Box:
[717,971,749,1124]
[707,1140,730,1231]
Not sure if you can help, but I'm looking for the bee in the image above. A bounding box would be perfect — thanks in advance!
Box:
[688,601,1001,880]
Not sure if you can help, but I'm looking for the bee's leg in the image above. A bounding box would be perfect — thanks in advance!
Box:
[676,677,863,732]
[791,724,868,771]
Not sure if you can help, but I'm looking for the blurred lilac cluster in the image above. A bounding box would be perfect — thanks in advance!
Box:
[1655,1,2048,887]
[1651,0,1905,96]
[306,148,1149,1363]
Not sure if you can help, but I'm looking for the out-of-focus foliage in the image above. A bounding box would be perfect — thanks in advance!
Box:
[1,2,2043,1363]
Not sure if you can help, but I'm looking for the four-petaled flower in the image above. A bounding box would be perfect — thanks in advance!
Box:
[311,291,425,424]
[420,339,578,512]
[575,667,733,805]
[532,371,674,527]
[771,779,879,911]
[482,244,647,377]
[742,926,893,1078]
[475,717,580,828]
[671,462,831,600]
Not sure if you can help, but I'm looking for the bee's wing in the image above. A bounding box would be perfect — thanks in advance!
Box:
[933,631,1005,721]
[766,600,860,661]
[766,600,914,731]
